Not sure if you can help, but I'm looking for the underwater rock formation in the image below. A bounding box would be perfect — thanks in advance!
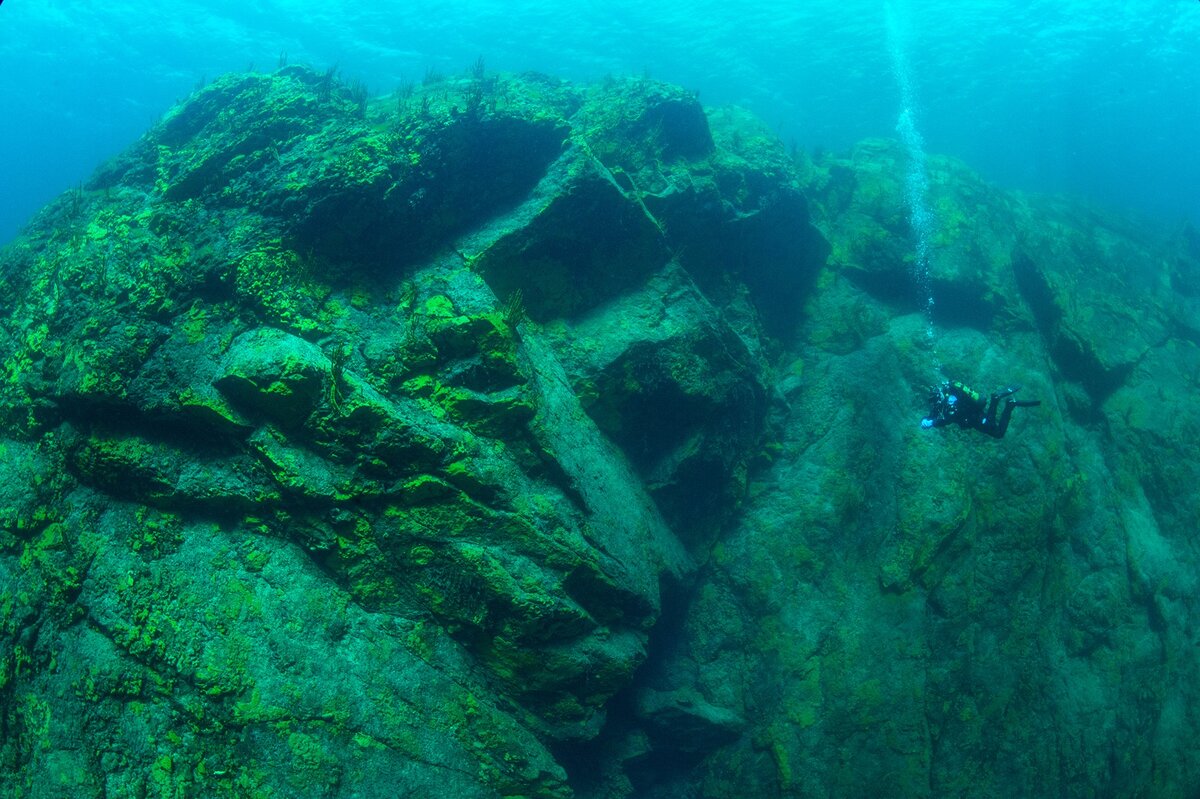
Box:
[0,66,1197,798]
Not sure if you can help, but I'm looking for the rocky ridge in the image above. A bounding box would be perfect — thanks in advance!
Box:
[0,66,1197,798]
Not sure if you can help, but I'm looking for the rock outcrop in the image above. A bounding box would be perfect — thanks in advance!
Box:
[1,67,1197,799]
[643,139,1200,798]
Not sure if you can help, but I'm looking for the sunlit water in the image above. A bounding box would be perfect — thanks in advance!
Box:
[887,2,940,376]
[1,0,1197,244]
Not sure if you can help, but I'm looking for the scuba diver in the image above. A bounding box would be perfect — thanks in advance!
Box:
[921,380,1041,439]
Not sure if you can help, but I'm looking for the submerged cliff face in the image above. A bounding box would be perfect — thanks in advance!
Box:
[0,67,1197,798]
[656,140,1200,798]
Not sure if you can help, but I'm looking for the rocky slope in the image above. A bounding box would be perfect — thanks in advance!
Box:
[0,66,1197,798]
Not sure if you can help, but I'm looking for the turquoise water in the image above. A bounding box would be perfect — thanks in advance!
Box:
[1,0,1198,244]
[887,2,939,373]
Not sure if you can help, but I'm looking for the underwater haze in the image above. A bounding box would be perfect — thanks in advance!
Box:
[2,0,1199,244]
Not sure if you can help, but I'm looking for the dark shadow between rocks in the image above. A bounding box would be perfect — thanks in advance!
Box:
[474,161,672,321]
[928,275,998,331]
[661,188,829,341]
[549,570,733,799]
[288,115,569,274]
[1012,247,1133,402]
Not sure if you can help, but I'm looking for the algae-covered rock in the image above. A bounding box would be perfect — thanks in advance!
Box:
[1012,200,1176,400]
[0,67,808,798]
[545,264,769,545]
[3,63,1200,799]
[627,134,1200,799]
[803,138,1029,330]
[215,327,329,427]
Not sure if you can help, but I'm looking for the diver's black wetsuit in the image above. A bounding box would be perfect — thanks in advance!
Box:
[922,381,1040,439]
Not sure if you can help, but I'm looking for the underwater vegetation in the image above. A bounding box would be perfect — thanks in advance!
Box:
[1,64,1199,798]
